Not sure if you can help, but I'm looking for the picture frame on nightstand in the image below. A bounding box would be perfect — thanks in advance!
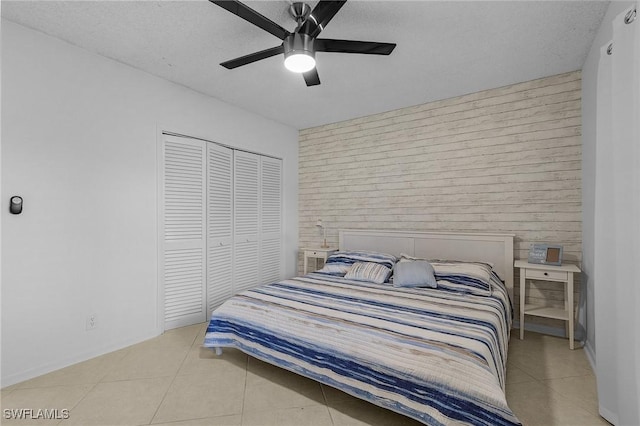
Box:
[527,243,563,266]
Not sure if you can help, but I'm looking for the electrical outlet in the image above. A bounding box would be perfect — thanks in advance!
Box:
[86,314,97,331]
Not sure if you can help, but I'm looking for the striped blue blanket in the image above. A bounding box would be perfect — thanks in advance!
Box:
[204,273,520,425]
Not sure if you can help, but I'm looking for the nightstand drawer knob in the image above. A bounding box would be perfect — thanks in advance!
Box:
[524,268,568,281]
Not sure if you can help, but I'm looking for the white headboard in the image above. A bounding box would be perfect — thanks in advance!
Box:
[339,229,515,300]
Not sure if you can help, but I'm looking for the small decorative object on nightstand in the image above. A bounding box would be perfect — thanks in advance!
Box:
[515,259,581,349]
[315,219,329,248]
[302,247,337,274]
[528,243,563,266]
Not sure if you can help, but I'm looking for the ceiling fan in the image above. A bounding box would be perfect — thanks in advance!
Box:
[210,0,396,86]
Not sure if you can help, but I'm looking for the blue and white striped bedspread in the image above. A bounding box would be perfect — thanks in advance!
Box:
[204,273,520,425]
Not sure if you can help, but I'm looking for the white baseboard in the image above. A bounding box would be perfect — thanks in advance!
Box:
[583,339,596,373]
[598,405,618,426]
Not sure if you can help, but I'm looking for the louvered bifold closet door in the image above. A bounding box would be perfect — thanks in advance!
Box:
[161,135,207,330]
[206,143,234,316]
[260,157,282,285]
[233,151,260,293]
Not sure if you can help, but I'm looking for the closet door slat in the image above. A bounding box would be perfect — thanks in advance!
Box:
[234,151,260,293]
[207,144,234,315]
[161,135,207,330]
[260,156,282,285]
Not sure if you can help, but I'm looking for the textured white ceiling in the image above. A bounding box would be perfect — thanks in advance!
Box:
[2,1,608,129]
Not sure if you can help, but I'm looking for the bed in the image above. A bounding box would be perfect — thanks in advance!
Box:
[204,230,520,425]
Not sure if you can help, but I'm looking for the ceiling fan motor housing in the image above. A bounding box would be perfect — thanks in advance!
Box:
[284,33,315,61]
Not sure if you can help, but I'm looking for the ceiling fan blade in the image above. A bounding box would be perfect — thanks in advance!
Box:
[210,0,290,40]
[221,45,284,69]
[303,68,321,86]
[299,1,346,38]
[315,39,396,55]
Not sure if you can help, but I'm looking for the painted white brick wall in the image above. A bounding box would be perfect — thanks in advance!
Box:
[298,71,582,332]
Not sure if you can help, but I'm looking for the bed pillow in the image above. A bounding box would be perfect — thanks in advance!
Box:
[315,256,352,277]
[431,261,493,296]
[393,260,437,288]
[315,262,353,276]
[325,250,397,270]
[344,262,392,284]
[316,250,396,277]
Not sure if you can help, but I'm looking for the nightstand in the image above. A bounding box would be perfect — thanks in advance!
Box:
[302,248,337,274]
[515,260,581,349]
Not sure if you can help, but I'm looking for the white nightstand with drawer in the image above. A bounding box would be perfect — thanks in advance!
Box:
[514,260,581,349]
[302,248,337,274]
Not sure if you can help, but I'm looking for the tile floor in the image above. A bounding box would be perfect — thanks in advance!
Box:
[0,323,610,426]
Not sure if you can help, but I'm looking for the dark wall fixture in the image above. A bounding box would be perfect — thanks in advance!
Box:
[9,196,23,214]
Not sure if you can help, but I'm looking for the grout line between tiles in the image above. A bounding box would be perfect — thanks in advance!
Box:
[239,353,250,426]
[147,343,194,425]
[57,381,100,426]
[318,384,337,425]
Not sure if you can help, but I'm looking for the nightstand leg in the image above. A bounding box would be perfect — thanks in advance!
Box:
[520,270,525,340]
[568,274,574,350]
[303,256,308,275]
[564,282,570,338]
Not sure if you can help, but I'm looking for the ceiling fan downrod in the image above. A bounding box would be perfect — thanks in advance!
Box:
[289,2,312,30]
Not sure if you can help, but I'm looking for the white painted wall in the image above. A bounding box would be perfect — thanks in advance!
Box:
[0,20,298,386]
[581,1,637,423]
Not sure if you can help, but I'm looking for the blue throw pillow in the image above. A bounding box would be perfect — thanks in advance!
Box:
[393,261,437,288]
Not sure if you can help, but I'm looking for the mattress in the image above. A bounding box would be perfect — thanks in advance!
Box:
[204,272,520,425]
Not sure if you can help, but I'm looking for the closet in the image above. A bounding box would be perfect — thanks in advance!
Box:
[159,133,282,330]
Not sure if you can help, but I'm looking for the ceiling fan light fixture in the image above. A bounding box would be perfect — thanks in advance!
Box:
[284,52,316,73]
[284,33,315,73]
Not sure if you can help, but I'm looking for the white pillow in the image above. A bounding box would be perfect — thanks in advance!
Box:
[344,262,392,284]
